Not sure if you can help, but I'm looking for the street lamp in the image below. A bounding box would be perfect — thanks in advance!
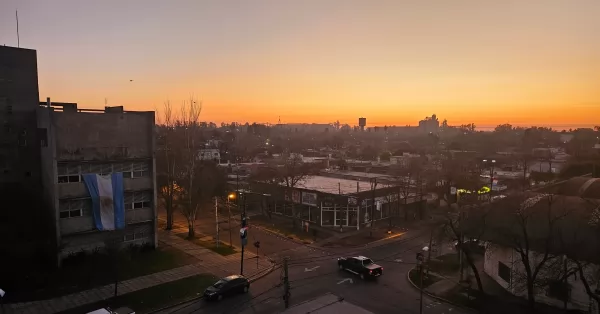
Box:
[227,193,235,248]
[483,159,496,200]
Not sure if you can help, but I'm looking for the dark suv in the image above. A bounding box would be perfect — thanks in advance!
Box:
[204,275,250,301]
[338,256,383,280]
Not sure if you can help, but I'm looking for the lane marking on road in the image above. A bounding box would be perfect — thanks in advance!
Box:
[304,266,320,272]
[337,278,354,284]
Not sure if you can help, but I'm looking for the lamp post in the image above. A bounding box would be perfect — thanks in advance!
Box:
[419,246,430,314]
[483,159,496,201]
[228,193,235,248]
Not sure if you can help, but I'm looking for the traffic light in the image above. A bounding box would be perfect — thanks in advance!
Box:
[416,252,424,262]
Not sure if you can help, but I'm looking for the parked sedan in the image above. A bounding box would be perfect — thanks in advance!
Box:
[204,275,250,301]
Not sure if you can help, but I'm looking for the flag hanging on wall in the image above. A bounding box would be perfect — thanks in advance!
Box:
[82,173,125,231]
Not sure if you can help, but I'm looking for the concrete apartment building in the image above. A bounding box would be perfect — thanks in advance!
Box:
[2,45,157,262]
[37,102,158,259]
[0,46,41,185]
[0,46,47,260]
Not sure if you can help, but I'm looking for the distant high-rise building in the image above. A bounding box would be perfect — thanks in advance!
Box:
[418,114,439,134]
[358,117,366,131]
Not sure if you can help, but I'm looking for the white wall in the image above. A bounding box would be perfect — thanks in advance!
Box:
[484,243,600,312]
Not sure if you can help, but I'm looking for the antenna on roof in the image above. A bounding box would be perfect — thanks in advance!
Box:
[16,10,20,47]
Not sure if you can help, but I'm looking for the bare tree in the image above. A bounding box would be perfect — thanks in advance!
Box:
[493,193,571,313]
[565,199,600,312]
[444,203,488,293]
[178,98,203,238]
[515,152,534,191]
[157,100,179,230]
[251,154,312,229]
[389,159,424,221]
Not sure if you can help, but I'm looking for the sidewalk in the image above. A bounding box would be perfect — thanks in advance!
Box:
[6,229,274,314]
[158,228,274,278]
[7,253,212,314]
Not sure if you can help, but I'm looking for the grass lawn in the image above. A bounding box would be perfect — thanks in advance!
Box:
[409,268,443,289]
[57,274,218,314]
[176,233,237,256]
[427,253,460,275]
[2,244,196,303]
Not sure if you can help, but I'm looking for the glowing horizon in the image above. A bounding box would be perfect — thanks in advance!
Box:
[1,0,598,129]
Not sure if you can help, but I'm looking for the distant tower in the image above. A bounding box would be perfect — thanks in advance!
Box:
[359,117,366,131]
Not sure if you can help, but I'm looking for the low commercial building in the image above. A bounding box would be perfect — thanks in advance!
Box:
[198,148,220,162]
[250,174,423,230]
[37,102,157,261]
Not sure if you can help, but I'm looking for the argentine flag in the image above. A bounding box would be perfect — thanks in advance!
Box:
[82,173,126,231]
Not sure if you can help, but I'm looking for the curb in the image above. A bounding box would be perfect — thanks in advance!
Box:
[250,224,314,246]
[147,260,277,314]
[405,268,478,313]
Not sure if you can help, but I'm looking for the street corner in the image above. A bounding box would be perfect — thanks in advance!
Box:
[406,267,478,314]
[248,260,277,284]
[320,228,409,248]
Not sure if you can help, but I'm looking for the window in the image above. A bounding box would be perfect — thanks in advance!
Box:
[58,164,82,183]
[547,280,570,301]
[498,262,511,283]
[59,199,90,219]
[120,162,149,178]
[123,231,146,242]
[58,162,149,182]
[125,191,152,210]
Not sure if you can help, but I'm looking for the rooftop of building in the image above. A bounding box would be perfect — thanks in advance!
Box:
[39,101,154,114]
[296,175,376,195]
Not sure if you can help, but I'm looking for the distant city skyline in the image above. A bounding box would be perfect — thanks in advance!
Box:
[1,0,599,128]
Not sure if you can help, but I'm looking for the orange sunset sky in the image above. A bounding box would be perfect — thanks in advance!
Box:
[1,0,599,129]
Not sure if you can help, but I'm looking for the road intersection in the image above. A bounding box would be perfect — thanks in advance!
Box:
[158,226,470,314]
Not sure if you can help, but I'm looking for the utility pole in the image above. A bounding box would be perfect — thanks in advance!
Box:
[369,177,377,237]
[426,228,433,277]
[283,257,290,309]
[419,263,424,314]
[459,211,465,281]
[416,252,424,314]
[240,192,247,275]
[215,197,219,248]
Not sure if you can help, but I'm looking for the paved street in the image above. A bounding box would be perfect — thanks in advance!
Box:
[158,229,470,314]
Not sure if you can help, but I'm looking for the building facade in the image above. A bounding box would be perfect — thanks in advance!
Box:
[37,102,157,260]
[418,114,439,134]
[198,148,220,162]
[0,46,41,185]
[0,46,49,262]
